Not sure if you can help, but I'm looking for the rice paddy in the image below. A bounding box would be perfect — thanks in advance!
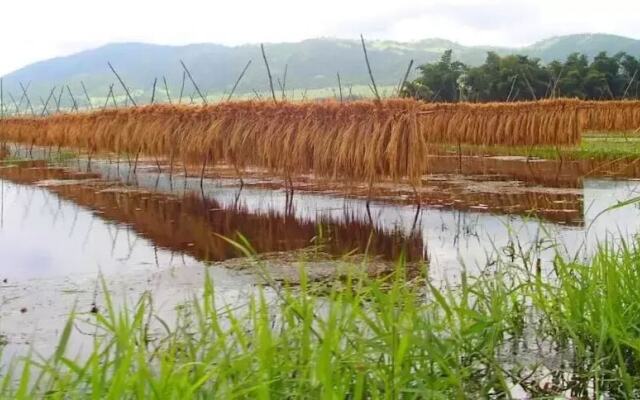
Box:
[1,97,640,398]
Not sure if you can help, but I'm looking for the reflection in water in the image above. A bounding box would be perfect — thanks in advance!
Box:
[428,154,640,188]
[0,163,426,282]
[1,157,640,283]
[52,186,426,263]
[0,178,190,281]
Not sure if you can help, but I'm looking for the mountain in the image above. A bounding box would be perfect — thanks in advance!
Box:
[525,34,640,62]
[1,33,639,104]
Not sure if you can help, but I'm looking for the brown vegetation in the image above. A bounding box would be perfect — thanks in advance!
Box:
[0,99,583,183]
[581,100,640,132]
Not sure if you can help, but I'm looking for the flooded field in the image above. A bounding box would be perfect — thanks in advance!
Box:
[3,150,640,279]
[2,148,640,397]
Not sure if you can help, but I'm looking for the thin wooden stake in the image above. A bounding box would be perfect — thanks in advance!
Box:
[281,64,288,100]
[506,75,518,102]
[178,71,186,104]
[360,35,380,101]
[623,70,638,99]
[252,89,263,100]
[398,59,414,97]
[227,60,252,101]
[337,72,343,103]
[40,87,56,116]
[103,84,115,109]
[8,93,19,115]
[66,86,79,112]
[521,73,537,100]
[16,81,30,110]
[55,86,64,112]
[39,97,48,116]
[260,44,277,103]
[199,154,209,188]
[18,82,35,115]
[551,65,565,99]
[162,76,172,104]
[80,81,93,109]
[150,77,157,104]
[109,85,118,108]
[108,62,137,106]
[179,60,207,104]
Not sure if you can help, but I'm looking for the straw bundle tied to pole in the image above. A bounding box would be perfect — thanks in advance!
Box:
[0,99,582,183]
[580,100,640,132]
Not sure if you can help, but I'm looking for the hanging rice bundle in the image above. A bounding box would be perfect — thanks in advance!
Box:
[581,100,640,132]
[0,99,582,183]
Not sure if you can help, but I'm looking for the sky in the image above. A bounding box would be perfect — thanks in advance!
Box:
[1,0,640,76]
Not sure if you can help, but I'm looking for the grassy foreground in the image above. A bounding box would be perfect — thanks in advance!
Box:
[1,239,640,398]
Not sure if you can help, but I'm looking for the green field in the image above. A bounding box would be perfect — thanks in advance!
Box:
[453,132,640,161]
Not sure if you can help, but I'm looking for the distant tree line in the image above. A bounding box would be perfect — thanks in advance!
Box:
[403,50,640,102]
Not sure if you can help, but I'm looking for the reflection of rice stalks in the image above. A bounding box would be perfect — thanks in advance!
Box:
[0,164,426,262]
[427,155,640,188]
[0,99,582,183]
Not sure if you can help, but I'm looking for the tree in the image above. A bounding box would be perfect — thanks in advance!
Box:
[407,49,640,102]
[404,50,466,102]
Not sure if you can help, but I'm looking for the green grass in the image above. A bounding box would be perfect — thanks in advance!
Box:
[533,240,640,397]
[453,132,640,161]
[2,235,640,398]
[0,148,77,165]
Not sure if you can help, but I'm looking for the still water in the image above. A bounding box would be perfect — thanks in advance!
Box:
[0,159,639,282]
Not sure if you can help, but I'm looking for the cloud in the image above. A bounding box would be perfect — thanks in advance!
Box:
[1,0,640,76]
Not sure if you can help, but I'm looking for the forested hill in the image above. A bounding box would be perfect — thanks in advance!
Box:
[2,33,639,102]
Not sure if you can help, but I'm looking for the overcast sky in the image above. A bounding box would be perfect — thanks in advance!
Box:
[1,0,639,76]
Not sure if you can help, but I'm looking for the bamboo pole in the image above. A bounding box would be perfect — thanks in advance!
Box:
[108,62,137,106]
[337,72,343,103]
[16,82,29,110]
[162,76,172,104]
[66,85,79,112]
[40,87,56,116]
[522,73,537,101]
[179,60,207,104]
[260,44,277,103]
[360,35,380,101]
[281,64,288,100]
[150,77,157,104]
[39,97,48,116]
[227,60,252,101]
[398,59,414,97]
[277,78,284,100]
[551,65,565,99]
[8,93,19,115]
[18,82,35,115]
[80,81,93,110]
[15,82,31,114]
[623,70,638,99]
[103,84,115,109]
[178,71,186,104]
[55,86,64,112]
[506,75,518,102]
